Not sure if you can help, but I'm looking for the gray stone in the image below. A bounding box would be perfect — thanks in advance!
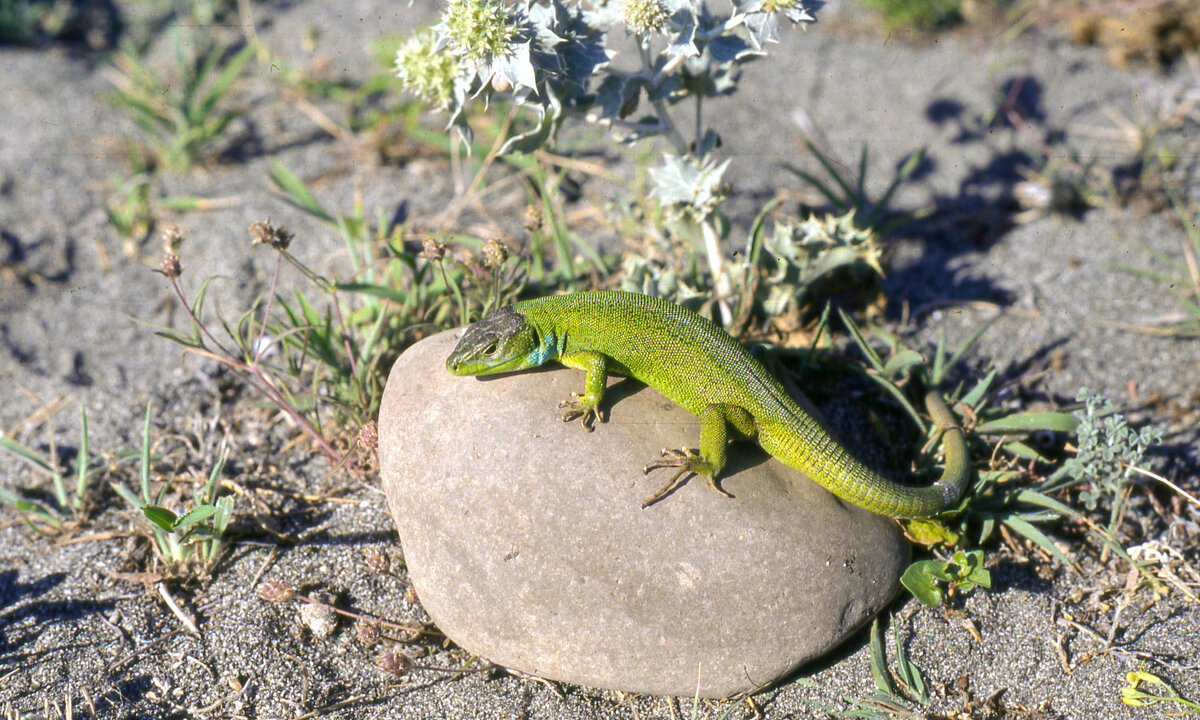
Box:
[378,330,910,698]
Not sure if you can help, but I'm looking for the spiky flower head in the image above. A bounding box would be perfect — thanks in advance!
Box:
[623,0,669,35]
[441,0,522,63]
[395,28,459,109]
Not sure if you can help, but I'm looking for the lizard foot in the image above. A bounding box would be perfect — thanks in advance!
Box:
[641,448,732,507]
[558,395,602,431]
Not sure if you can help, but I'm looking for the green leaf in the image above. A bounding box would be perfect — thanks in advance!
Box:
[268,161,335,225]
[976,411,1077,435]
[904,518,959,547]
[868,618,896,696]
[174,504,219,530]
[900,561,945,607]
[142,505,178,532]
[1002,440,1046,461]
[960,368,997,409]
[336,282,411,305]
[0,436,54,473]
[882,349,925,379]
[893,622,927,705]
[838,308,885,374]
[139,403,153,504]
[1002,515,1072,566]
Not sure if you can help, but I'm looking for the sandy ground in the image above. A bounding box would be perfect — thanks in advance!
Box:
[2,0,1199,718]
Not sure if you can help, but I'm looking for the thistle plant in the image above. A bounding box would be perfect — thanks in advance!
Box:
[395,0,820,325]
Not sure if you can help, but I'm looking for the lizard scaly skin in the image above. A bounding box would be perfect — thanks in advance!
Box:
[446,291,969,518]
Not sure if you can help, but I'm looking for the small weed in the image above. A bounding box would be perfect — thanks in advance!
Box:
[794,617,928,718]
[106,28,254,171]
[1065,388,1162,536]
[901,548,991,607]
[784,140,928,236]
[1122,668,1200,713]
[0,404,98,533]
[112,404,233,576]
[1113,194,1200,337]
[102,147,218,258]
[834,311,1180,598]
[858,0,962,32]
[148,184,524,464]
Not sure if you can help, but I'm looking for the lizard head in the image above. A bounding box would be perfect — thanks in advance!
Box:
[446,306,542,376]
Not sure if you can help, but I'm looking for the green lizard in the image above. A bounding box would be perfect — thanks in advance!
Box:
[445,290,969,518]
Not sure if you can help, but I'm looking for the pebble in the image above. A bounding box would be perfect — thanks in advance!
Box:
[377,330,910,697]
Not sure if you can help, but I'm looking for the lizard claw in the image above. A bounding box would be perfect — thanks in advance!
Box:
[642,448,732,507]
[559,395,601,431]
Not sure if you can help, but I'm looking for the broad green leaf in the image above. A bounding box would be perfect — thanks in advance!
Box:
[900,562,944,607]
[142,505,178,532]
[904,518,959,546]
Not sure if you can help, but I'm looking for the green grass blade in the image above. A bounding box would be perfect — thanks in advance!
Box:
[0,437,54,473]
[838,308,886,374]
[869,617,896,697]
[139,402,153,504]
[975,411,1077,435]
[267,161,336,225]
[1001,515,1071,566]
[73,405,90,508]
[198,44,254,121]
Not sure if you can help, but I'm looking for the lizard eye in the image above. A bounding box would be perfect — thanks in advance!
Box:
[483,341,499,356]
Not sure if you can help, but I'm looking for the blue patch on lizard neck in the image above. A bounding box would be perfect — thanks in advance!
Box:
[529,327,560,365]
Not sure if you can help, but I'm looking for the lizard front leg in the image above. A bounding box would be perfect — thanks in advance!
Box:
[642,403,757,507]
[558,351,609,431]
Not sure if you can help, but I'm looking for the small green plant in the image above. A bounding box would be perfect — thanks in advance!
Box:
[0,405,98,533]
[1122,668,1200,713]
[112,404,233,575]
[1115,194,1200,337]
[106,28,254,171]
[795,617,928,717]
[784,141,928,235]
[835,312,1177,597]
[858,0,962,31]
[901,549,991,607]
[1065,388,1162,535]
[621,204,886,338]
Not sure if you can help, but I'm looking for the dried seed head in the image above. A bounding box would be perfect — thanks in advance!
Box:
[419,237,446,262]
[357,420,379,453]
[258,581,294,602]
[376,650,414,677]
[159,252,182,279]
[363,547,391,574]
[249,220,293,250]
[482,238,509,268]
[523,203,542,232]
[161,223,184,253]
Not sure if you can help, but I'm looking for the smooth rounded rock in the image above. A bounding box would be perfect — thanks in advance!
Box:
[378,329,910,698]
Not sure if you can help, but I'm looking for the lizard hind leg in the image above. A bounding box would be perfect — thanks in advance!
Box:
[640,404,753,507]
[641,447,721,508]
